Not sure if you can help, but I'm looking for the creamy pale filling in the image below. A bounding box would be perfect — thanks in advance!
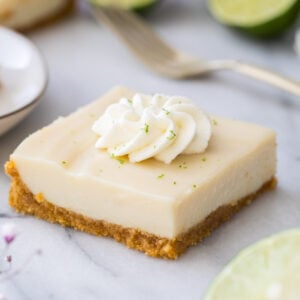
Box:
[0,0,69,29]
[11,87,277,239]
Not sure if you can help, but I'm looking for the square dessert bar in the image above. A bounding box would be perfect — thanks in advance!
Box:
[5,87,277,259]
[0,0,74,31]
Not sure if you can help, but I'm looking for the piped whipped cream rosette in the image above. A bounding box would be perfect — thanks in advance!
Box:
[92,93,212,164]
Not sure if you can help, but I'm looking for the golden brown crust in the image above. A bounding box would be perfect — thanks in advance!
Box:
[5,160,277,259]
[1,0,74,32]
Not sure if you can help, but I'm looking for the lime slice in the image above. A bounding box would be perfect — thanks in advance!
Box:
[90,0,158,11]
[205,230,300,300]
[209,0,300,37]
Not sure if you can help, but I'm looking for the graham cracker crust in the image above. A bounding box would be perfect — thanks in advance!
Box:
[5,161,277,259]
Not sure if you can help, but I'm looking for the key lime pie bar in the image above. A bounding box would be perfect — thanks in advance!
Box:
[0,0,73,30]
[5,87,277,259]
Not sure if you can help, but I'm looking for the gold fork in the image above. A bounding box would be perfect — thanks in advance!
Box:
[90,5,300,96]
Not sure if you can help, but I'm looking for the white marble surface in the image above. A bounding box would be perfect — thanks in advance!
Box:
[1,0,300,299]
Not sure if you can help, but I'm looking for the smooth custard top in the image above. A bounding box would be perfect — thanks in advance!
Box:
[12,86,276,199]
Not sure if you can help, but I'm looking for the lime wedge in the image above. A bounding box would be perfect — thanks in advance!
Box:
[90,0,158,11]
[205,230,300,300]
[209,0,300,37]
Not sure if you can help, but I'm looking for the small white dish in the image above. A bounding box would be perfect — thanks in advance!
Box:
[0,26,47,137]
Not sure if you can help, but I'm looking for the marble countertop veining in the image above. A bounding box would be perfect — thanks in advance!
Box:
[0,0,300,299]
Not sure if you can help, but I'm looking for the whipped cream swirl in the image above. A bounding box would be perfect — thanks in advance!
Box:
[92,93,212,164]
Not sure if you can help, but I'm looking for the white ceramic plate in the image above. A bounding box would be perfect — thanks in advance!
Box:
[0,26,47,137]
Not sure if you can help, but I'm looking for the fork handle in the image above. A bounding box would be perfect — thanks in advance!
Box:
[209,60,300,96]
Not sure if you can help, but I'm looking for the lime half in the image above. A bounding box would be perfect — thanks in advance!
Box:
[209,0,300,37]
[205,230,300,300]
[90,0,158,11]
